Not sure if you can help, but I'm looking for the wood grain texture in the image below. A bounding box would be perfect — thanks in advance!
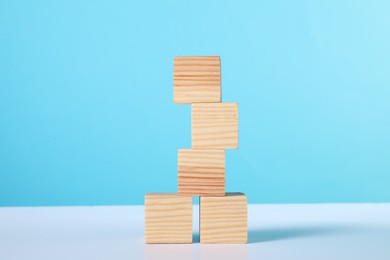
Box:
[178,149,225,196]
[192,103,238,149]
[144,193,192,244]
[200,192,247,244]
[174,56,221,104]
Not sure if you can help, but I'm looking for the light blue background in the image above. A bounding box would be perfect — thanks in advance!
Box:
[1,0,389,206]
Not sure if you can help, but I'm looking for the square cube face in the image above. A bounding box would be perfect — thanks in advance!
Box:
[200,192,247,244]
[174,56,221,104]
[192,103,238,149]
[145,193,192,244]
[178,149,225,196]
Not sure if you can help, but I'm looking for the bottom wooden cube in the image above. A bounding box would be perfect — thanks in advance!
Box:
[200,192,247,243]
[144,193,192,244]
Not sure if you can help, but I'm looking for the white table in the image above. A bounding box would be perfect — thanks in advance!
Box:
[1,204,389,260]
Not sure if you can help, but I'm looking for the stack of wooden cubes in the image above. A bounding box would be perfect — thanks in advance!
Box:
[145,56,247,244]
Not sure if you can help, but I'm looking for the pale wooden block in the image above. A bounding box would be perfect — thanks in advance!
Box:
[174,56,221,104]
[178,149,225,196]
[200,192,247,244]
[144,193,192,244]
[192,103,238,149]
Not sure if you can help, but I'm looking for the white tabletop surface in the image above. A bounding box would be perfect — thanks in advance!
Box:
[1,203,390,260]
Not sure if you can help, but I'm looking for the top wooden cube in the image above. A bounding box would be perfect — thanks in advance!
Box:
[173,56,221,104]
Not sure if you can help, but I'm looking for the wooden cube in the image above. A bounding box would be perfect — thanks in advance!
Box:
[178,149,225,196]
[200,192,247,244]
[144,193,192,244]
[174,56,221,104]
[192,103,238,149]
